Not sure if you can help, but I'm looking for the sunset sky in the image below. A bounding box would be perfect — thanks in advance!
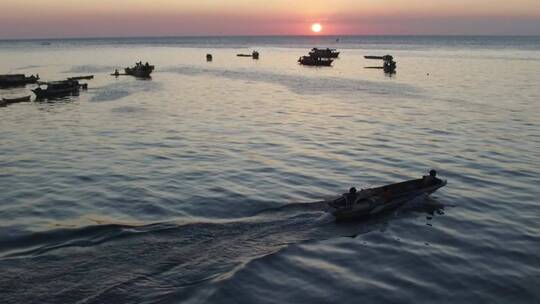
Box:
[1,0,539,38]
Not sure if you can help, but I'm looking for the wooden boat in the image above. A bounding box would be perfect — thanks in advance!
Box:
[365,55,394,61]
[32,80,85,100]
[124,62,154,78]
[309,48,340,58]
[298,56,333,66]
[0,74,39,88]
[237,51,259,59]
[1,95,31,103]
[383,60,397,73]
[364,55,396,73]
[68,75,94,80]
[327,170,446,221]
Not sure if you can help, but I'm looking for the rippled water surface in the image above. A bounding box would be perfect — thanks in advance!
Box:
[1,36,540,303]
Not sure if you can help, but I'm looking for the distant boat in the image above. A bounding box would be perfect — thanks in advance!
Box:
[364,55,397,73]
[40,42,51,46]
[298,56,333,66]
[32,80,86,100]
[124,62,155,78]
[365,55,394,61]
[206,54,213,62]
[0,95,31,107]
[237,51,259,59]
[327,170,447,221]
[68,75,94,80]
[2,95,31,103]
[309,48,340,58]
[0,74,39,88]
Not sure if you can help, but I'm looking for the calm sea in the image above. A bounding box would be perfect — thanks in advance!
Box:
[1,36,539,303]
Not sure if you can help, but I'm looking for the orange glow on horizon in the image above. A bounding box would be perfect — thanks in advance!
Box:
[1,0,539,38]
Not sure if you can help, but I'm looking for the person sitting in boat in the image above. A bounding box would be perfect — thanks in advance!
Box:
[145,62,149,67]
[423,170,437,186]
[343,187,357,206]
[114,69,120,76]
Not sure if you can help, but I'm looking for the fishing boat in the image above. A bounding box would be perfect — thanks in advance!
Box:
[0,74,39,88]
[68,75,94,80]
[365,55,394,61]
[365,55,397,73]
[327,170,446,221]
[1,95,31,103]
[298,56,333,66]
[124,62,154,78]
[32,80,86,100]
[237,51,260,59]
[309,48,340,58]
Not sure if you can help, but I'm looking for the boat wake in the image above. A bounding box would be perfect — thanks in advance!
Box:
[0,198,444,304]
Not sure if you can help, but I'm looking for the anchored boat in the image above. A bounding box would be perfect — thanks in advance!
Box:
[327,170,446,221]
[124,62,154,78]
[0,74,39,88]
[32,80,86,100]
[68,75,94,80]
[364,54,397,73]
[309,48,340,58]
[0,95,31,107]
[298,56,333,66]
[2,95,31,103]
[237,51,260,59]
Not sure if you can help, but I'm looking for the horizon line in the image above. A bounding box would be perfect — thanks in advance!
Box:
[1,33,540,41]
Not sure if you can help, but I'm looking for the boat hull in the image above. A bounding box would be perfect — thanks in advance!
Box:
[328,178,447,221]
[0,74,39,88]
[125,65,154,78]
[1,96,31,103]
[33,88,80,99]
[68,75,94,80]
[298,57,333,66]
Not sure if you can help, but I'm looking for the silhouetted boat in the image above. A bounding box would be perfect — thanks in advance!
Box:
[2,95,31,103]
[365,55,394,61]
[383,60,397,73]
[124,62,154,78]
[298,56,333,66]
[0,74,39,88]
[327,170,446,221]
[68,75,94,80]
[0,95,31,107]
[32,80,86,100]
[364,54,397,74]
[309,48,340,58]
[237,51,259,59]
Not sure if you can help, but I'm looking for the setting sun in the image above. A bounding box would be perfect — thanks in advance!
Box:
[311,23,322,33]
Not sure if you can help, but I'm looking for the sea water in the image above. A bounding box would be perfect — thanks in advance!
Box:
[1,36,539,303]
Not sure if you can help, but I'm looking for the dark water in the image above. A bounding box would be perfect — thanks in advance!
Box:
[1,36,539,303]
